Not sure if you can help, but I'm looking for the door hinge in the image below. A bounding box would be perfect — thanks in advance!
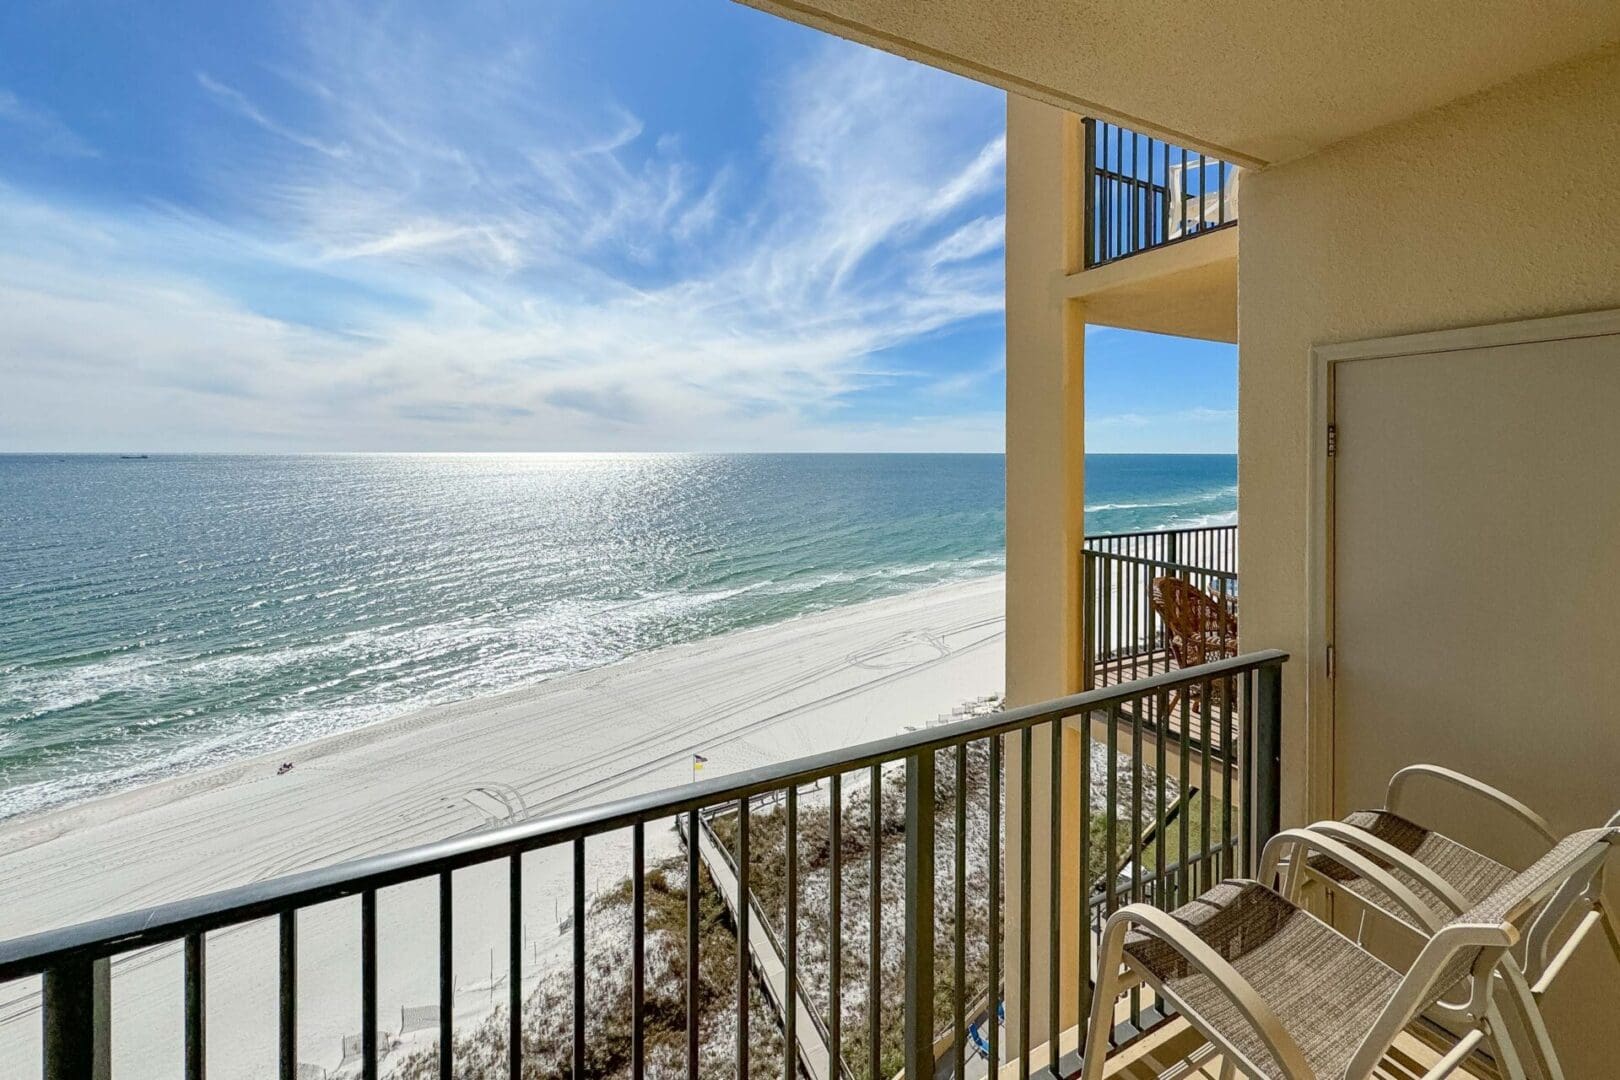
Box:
[1326,424,1338,458]
[1326,644,1335,678]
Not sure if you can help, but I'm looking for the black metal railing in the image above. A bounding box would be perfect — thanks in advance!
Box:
[0,651,1284,1080]
[1083,119,1239,268]
[1083,523,1236,576]
[680,805,849,1080]
[1082,524,1236,692]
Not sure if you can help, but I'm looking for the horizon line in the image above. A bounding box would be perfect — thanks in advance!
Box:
[0,448,1239,457]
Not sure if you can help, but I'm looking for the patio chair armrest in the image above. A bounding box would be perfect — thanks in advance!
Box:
[1386,764,1557,844]
[1107,902,1313,1078]
[1309,819,1472,916]
[1261,827,1446,933]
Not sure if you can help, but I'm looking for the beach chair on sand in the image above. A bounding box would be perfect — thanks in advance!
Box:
[1080,825,1619,1080]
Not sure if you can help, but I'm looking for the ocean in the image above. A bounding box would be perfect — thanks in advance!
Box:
[0,453,1234,819]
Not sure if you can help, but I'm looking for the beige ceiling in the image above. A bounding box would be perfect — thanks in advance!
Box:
[738,0,1620,166]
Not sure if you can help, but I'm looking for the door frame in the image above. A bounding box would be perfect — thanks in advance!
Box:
[1304,307,1620,822]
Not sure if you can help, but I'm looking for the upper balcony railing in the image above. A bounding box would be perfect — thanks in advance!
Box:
[0,641,1284,1080]
[1083,119,1239,269]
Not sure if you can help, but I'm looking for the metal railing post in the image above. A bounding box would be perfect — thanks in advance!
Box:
[1080,552,1097,691]
[43,956,109,1080]
[1081,118,1097,269]
[904,750,936,1080]
[1253,662,1284,849]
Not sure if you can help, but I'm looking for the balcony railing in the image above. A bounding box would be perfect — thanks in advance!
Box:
[1083,120,1239,268]
[0,645,1284,1080]
[1082,524,1237,692]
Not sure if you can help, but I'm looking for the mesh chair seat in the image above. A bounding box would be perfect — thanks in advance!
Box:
[1306,810,1516,916]
[1124,881,1401,1078]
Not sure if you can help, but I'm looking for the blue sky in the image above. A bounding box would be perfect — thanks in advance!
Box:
[0,0,1234,453]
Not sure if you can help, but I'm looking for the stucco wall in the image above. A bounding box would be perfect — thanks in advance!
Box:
[1240,42,1620,820]
[1240,45,1620,1075]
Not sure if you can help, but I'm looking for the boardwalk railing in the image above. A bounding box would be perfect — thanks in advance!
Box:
[1,650,1284,1080]
[1083,119,1239,268]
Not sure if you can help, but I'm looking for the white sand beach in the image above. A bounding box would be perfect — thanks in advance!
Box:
[0,576,1004,1079]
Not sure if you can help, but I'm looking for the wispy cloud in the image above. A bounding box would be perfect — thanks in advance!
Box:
[196,73,351,159]
[926,351,1006,398]
[1085,406,1235,454]
[0,6,1007,452]
[0,89,97,159]
[1089,407,1235,429]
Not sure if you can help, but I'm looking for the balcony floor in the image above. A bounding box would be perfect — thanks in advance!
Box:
[1097,1018,1498,1079]
[992,996,1498,1080]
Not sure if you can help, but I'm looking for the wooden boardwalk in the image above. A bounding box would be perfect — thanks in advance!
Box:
[680,813,840,1080]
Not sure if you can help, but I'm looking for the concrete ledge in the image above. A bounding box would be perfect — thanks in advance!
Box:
[1058,228,1237,344]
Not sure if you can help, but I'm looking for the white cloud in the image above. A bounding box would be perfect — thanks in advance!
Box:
[929,215,1006,267]
[926,351,1005,398]
[0,89,97,159]
[1090,407,1235,429]
[1086,407,1236,453]
[0,12,1007,452]
[196,73,351,159]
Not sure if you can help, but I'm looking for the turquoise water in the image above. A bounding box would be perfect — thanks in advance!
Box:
[0,453,1233,818]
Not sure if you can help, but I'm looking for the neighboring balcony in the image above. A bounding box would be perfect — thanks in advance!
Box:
[1082,523,1237,693]
[1062,123,1239,345]
[1082,121,1239,270]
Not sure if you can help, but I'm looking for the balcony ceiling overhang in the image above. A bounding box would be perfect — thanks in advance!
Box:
[737,0,1620,166]
[1063,227,1238,344]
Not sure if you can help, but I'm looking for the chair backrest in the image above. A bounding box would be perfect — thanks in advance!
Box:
[1151,576,1236,668]
[1347,827,1618,1078]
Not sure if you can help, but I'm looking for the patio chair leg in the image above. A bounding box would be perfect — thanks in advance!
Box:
[1598,899,1620,967]
[1490,966,1564,1080]
[1218,1057,1236,1080]
[1481,997,1533,1080]
[1080,921,1131,1080]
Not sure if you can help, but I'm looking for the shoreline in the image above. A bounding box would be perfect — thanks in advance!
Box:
[0,572,1004,856]
[0,574,1005,1078]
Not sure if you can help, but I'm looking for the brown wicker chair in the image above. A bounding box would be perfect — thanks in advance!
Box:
[1151,576,1238,713]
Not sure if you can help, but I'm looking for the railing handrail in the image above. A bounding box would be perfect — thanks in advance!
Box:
[1083,117,1238,268]
[1084,523,1235,545]
[0,650,1287,982]
[1081,547,1237,580]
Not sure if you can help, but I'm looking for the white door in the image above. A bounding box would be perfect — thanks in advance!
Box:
[1329,315,1620,1077]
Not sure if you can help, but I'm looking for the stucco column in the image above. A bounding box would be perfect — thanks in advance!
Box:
[1003,93,1085,1063]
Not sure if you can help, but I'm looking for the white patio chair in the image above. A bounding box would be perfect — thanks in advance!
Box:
[1286,765,1620,992]
[1166,158,1240,239]
[1263,826,1589,1080]
[1079,826,1617,1080]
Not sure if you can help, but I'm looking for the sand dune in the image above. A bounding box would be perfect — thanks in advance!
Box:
[0,576,1005,1078]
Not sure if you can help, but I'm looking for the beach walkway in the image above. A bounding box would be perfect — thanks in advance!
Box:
[682,811,840,1080]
